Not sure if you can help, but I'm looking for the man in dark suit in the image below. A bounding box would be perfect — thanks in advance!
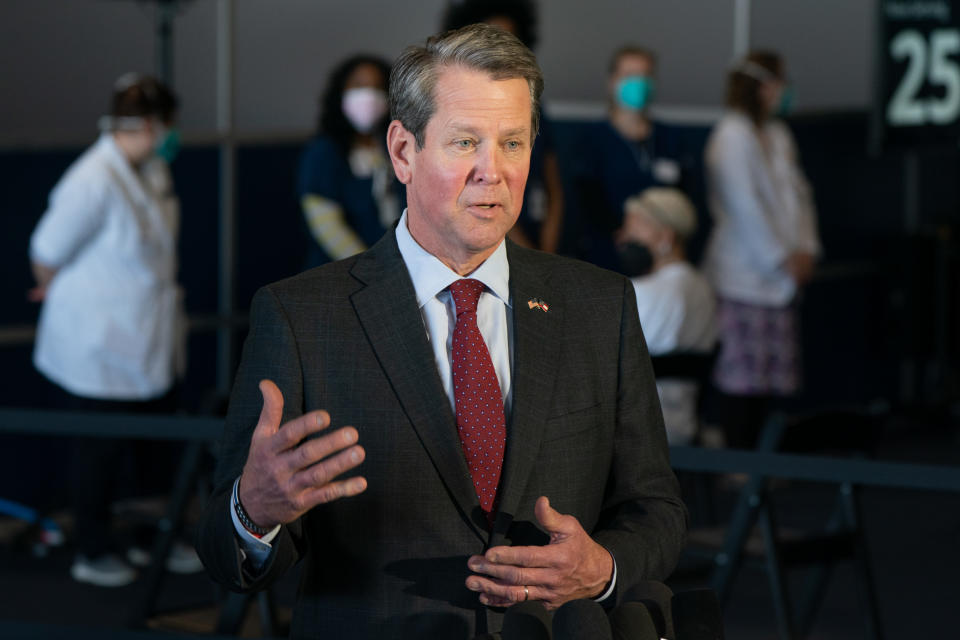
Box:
[197,24,686,639]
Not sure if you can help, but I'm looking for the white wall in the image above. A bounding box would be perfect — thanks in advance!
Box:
[0,0,876,147]
[752,0,875,113]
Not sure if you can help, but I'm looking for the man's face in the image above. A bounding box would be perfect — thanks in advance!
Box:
[389,66,532,273]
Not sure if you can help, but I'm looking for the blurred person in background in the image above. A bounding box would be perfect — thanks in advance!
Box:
[574,46,689,275]
[619,187,716,445]
[702,51,820,449]
[297,55,403,269]
[28,73,196,586]
[442,0,564,253]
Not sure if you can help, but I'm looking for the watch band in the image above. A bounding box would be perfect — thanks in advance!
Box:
[233,479,271,537]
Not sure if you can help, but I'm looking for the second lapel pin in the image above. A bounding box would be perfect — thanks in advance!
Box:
[527,298,549,312]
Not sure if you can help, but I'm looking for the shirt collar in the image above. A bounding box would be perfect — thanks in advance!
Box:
[394,209,511,309]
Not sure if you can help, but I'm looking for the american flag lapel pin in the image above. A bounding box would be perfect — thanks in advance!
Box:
[527,297,549,312]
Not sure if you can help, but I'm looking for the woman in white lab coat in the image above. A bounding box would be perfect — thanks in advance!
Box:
[701,51,821,448]
[29,74,187,586]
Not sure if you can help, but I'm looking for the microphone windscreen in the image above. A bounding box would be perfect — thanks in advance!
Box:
[609,601,660,640]
[501,600,551,640]
[672,589,725,640]
[622,580,675,639]
[552,599,613,640]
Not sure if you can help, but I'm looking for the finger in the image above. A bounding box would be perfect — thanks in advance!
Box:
[483,544,554,569]
[534,496,578,540]
[254,379,285,439]
[283,426,359,473]
[298,474,368,508]
[468,555,554,587]
[481,593,522,608]
[466,575,532,606]
[270,410,333,454]
[290,443,365,491]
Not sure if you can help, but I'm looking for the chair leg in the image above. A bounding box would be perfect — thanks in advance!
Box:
[758,506,797,640]
[843,485,885,640]
[215,591,253,635]
[710,477,766,605]
[796,496,848,637]
[796,562,832,638]
[128,441,206,628]
[257,589,279,637]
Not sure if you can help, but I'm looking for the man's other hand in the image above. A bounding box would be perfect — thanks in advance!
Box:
[237,379,367,529]
[465,496,614,610]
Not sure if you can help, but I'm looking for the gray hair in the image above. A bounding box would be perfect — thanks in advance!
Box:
[389,23,544,149]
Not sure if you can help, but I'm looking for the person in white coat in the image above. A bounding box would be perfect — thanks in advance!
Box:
[701,51,821,449]
[29,74,188,586]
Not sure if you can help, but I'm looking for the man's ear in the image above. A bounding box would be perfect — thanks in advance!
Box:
[387,120,415,185]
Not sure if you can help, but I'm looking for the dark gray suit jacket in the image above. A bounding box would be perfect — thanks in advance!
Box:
[197,233,687,639]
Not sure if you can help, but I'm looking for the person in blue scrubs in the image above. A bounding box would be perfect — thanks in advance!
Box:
[574,46,689,274]
[298,55,403,269]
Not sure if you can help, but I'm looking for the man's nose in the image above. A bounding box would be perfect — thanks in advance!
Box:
[471,144,501,184]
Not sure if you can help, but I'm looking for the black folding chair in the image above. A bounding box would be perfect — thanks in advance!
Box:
[651,350,718,524]
[683,410,885,640]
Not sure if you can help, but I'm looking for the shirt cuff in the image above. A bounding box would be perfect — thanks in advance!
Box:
[230,476,280,568]
[593,552,617,603]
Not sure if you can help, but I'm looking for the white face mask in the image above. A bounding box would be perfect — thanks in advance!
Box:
[341,87,388,134]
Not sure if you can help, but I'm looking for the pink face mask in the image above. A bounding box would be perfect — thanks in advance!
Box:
[342,87,388,134]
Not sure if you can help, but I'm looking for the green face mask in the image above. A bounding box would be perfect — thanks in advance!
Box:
[616,75,655,111]
[776,86,794,117]
[155,128,181,163]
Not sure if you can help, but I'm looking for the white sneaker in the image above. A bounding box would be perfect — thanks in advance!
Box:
[126,546,151,567]
[127,542,204,574]
[71,554,137,587]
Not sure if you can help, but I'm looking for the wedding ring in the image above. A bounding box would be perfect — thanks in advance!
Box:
[523,585,529,601]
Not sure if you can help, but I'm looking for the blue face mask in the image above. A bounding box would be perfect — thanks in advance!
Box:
[616,75,655,111]
[776,85,794,117]
[155,127,181,163]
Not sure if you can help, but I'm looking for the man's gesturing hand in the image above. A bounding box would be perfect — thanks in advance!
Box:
[465,496,614,610]
[237,379,367,529]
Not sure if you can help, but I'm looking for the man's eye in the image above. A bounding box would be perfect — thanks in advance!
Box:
[505,140,521,151]
[456,139,475,149]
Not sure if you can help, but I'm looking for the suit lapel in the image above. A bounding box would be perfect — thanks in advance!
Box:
[493,244,562,541]
[350,234,486,542]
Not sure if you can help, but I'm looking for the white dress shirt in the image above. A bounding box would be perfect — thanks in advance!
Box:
[30,133,184,400]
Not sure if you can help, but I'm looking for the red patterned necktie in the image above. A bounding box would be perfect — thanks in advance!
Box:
[449,278,506,523]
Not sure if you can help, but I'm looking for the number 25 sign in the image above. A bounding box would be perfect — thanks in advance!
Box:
[876,0,960,148]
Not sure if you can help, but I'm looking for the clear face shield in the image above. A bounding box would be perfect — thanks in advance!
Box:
[98,115,180,162]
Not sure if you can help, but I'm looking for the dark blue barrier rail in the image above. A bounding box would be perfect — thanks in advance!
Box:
[3,407,959,491]
[669,445,960,493]
[0,408,222,442]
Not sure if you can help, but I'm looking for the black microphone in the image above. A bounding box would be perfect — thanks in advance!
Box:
[501,600,551,640]
[608,601,660,640]
[622,580,675,639]
[671,589,725,640]
[552,599,613,640]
